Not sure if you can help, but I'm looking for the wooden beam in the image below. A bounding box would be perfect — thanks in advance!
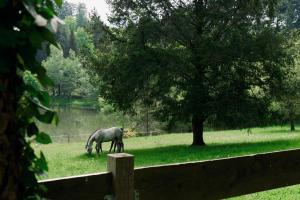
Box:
[134,149,300,200]
[40,149,300,199]
[40,172,112,200]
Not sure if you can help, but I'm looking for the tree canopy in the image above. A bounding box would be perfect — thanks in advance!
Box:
[270,33,300,131]
[43,46,96,97]
[279,0,300,29]
[85,0,292,145]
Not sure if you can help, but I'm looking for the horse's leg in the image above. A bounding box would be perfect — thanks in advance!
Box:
[113,140,117,152]
[109,140,114,153]
[100,143,103,153]
[117,141,122,153]
[96,143,99,154]
[121,141,124,152]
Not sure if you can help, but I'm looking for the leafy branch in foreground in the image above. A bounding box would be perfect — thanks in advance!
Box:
[0,0,61,199]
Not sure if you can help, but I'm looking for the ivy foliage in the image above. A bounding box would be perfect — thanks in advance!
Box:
[0,0,60,199]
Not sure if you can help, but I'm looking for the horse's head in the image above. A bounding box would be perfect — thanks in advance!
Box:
[85,136,94,154]
[86,129,99,154]
[86,145,93,154]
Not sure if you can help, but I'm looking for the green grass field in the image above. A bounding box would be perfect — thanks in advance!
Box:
[36,126,300,199]
[51,97,99,109]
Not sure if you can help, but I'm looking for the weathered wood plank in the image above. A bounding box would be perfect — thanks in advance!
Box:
[134,149,300,200]
[39,149,300,200]
[39,172,112,200]
[107,153,134,200]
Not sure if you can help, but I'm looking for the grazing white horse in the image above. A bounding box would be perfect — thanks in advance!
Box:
[85,127,124,154]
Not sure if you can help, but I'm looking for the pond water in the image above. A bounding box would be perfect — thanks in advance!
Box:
[38,107,132,142]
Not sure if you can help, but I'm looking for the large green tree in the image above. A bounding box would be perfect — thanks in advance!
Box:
[55,3,89,57]
[271,34,300,131]
[85,9,111,51]
[56,1,76,19]
[76,3,88,28]
[89,0,291,145]
[269,0,300,130]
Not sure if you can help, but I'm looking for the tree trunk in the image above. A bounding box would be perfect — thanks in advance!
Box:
[191,114,206,146]
[58,84,61,96]
[291,120,295,132]
[0,72,23,199]
[146,108,149,135]
[288,102,296,132]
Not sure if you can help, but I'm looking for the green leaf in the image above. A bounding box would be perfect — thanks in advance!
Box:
[25,84,50,106]
[35,132,52,144]
[17,54,25,66]
[52,113,59,126]
[24,144,36,162]
[29,29,44,48]
[35,152,48,171]
[36,110,56,124]
[27,123,39,137]
[40,91,50,106]
[38,73,54,88]
[54,0,63,8]
[39,7,56,19]
[20,98,39,119]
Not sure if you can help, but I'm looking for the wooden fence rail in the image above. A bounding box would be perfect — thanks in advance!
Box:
[40,149,300,200]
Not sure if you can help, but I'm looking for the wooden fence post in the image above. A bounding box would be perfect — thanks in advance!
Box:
[107,153,134,200]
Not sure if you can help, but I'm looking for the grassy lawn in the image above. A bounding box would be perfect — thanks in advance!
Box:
[36,126,300,199]
[51,96,98,109]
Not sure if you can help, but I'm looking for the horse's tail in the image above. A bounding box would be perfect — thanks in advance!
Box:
[119,128,125,152]
[120,127,125,138]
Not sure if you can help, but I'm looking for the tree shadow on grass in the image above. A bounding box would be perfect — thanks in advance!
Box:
[76,152,106,160]
[256,129,300,134]
[75,138,300,168]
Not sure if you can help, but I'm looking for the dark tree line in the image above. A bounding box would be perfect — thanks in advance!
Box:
[55,1,89,57]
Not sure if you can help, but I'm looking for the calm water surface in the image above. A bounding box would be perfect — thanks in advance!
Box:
[38,107,131,142]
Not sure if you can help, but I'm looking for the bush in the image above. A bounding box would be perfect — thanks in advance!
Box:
[123,128,137,138]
